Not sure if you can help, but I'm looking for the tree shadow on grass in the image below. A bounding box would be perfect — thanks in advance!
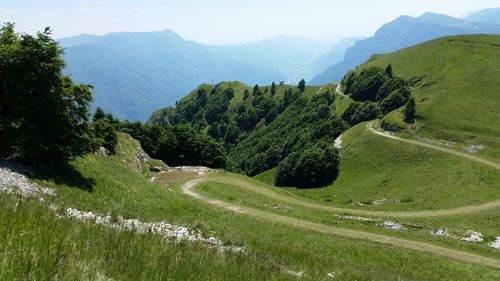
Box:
[32,163,96,192]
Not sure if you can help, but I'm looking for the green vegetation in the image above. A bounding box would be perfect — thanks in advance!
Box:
[0,24,93,163]
[257,122,500,211]
[119,122,231,169]
[275,142,339,188]
[340,66,412,126]
[359,35,500,160]
[3,134,498,280]
[149,81,347,187]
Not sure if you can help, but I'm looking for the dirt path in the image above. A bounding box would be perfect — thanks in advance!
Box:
[182,179,500,269]
[200,174,500,218]
[367,121,500,171]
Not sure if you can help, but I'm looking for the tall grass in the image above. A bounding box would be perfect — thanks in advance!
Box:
[0,195,296,281]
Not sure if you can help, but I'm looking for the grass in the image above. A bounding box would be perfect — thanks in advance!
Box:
[195,175,500,260]
[359,35,500,160]
[254,122,500,211]
[0,196,295,281]
[3,133,500,280]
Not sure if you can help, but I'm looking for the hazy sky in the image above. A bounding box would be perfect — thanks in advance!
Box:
[1,0,500,44]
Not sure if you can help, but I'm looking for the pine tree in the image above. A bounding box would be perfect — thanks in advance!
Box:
[271,82,276,96]
[385,64,393,77]
[298,79,306,93]
[403,97,416,123]
[93,107,106,122]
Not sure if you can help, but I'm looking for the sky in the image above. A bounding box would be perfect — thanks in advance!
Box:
[1,0,500,45]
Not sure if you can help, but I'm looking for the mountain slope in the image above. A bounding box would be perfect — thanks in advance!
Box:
[360,34,500,159]
[464,8,500,25]
[60,30,284,121]
[207,35,329,83]
[309,37,363,76]
[310,12,500,84]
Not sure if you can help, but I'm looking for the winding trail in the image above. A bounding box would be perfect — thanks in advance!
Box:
[179,112,500,268]
[182,178,500,269]
[201,121,500,219]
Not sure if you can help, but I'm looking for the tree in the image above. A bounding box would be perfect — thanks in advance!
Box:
[275,143,340,188]
[243,89,250,100]
[271,82,276,96]
[0,23,93,163]
[403,97,416,123]
[385,64,393,77]
[298,79,306,93]
[93,107,106,122]
[253,84,261,96]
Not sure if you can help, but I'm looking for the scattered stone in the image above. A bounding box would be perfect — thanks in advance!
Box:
[337,215,379,222]
[149,177,156,183]
[489,237,500,250]
[464,144,484,154]
[334,135,342,149]
[0,162,56,198]
[174,166,214,175]
[461,230,484,243]
[1,161,243,254]
[96,146,107,157]
[380,221,406,231]
[327,272,336,278]
[432,227,448,236]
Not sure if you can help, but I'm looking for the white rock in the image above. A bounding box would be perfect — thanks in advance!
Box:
[432,228,448,236]
[461,230,484,243]
[489,237,500,250]
[381,221,406,230]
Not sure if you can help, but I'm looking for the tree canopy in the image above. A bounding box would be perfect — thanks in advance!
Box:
[0,23,94,163]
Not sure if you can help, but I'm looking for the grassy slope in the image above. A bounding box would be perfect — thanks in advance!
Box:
[360,35,500,160]
[255,122,500,211]
[3,134,499,280]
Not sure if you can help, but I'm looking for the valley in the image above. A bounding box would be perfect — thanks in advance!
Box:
[2,5,500,280]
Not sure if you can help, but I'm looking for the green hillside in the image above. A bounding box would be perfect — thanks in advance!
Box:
[4,131,500,280]
[359,35,500,160]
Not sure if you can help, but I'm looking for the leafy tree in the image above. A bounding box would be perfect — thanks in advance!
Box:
[120,123,231,169]
[90,118,118,154]
[349,67,387,101]
[271,82,276,96]
[298,79,306,93]
[275,143,339,188]
[404,97,416,123]
[342,102,380,126]
[0,23,93,163]
[379,87,411,114]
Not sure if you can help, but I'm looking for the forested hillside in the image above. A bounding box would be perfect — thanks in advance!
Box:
[149,66,412,187]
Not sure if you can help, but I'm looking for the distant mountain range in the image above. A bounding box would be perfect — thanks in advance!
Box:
[59,7,500,121]
[207,35,330,83]
[60,30,286,121]
[310,9,500,84]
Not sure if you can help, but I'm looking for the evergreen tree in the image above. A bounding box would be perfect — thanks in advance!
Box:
[243,89,249,100]
[298,79,306,93]
[253,84,261,96]
[93,107,106,122]
[385,64,393,77]
[271,82,276,96]
[404,97,416,123]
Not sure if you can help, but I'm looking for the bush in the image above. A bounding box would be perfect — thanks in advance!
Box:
[275,143,339,188]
